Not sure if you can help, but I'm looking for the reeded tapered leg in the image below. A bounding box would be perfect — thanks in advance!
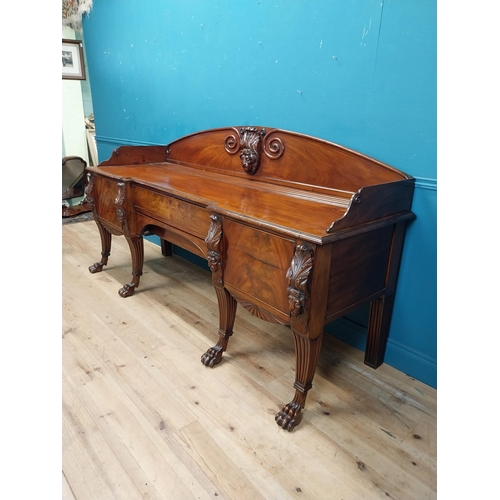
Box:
[277,241,321,431]
[89,221,112,274]
[364,221,407,368]
[118,235,144,297]
[364,295,395,368]
[276,331,323,431]
[201,287,237,367]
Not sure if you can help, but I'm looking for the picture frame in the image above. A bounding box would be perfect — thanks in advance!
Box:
[62,39,86,80]
[86,129,98,166]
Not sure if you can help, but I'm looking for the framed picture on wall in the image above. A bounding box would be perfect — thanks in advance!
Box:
[62,39,86,80]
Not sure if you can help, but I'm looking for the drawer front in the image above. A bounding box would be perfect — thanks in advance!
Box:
[223,220,296,315]
[134,186,210,239]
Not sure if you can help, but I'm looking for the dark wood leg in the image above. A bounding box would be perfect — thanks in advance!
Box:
[119,235,144,298]
[160,238,173,257]
[364,295,395,368]
[364,221,409,368]
[201,287,237,367]
[275,331,323,431]
[89,221,112,274]
[202,213,237,367]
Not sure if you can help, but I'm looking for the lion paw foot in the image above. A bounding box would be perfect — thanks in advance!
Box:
[201,346,223,367]
[275,401,302,431]
[89,262,104,274]
[118,283,136,297]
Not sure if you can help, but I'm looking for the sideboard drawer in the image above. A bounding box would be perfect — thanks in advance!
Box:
[134,186,210,240]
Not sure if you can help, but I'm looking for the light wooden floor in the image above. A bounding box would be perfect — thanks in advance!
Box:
[62,221,437,500]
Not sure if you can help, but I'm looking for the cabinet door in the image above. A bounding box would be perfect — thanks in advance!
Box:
[94,176,122,231]
[326,225,393,319]
[223,219,295,317]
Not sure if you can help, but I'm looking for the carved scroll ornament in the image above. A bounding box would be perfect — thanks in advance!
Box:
[224,127,285,175]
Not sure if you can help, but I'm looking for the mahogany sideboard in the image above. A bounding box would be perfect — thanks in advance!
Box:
[84,126,415,430]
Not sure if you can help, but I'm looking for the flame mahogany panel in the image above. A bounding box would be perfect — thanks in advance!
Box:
[223,220,295,318]
[93,176,122,230]
[133,185,210,240]
[166,127,409,192]
[326,225,394,320]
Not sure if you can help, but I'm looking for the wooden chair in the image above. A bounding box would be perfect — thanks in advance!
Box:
[62,156,92,218]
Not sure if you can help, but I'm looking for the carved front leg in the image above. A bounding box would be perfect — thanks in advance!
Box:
[89,221,112,274]
[201,214,237,367]
[111,180,144,298]
[276,333,323,431]
[119,235,144,297]
[201,287,237,367]
[276,242,318,431]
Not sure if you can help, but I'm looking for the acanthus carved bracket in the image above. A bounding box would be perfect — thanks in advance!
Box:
[115,181,133,237]
[205,214,224,288]
[115,182,127,226]
[224,127,285,175]
[286,243,314,334]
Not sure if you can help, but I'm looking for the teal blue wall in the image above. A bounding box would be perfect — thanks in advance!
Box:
[82,0,437,387]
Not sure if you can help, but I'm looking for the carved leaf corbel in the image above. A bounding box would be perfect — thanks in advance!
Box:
[115,182,127,226]
[286,243,314,331]
[205,214,224,288]
[239,127,266,175]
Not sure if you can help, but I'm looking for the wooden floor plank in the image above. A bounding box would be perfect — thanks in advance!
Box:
[62,472,77,500]
[62,376,146,500]
[74,373,212,499]
[62,222,437,500]
[178,420,268,500]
